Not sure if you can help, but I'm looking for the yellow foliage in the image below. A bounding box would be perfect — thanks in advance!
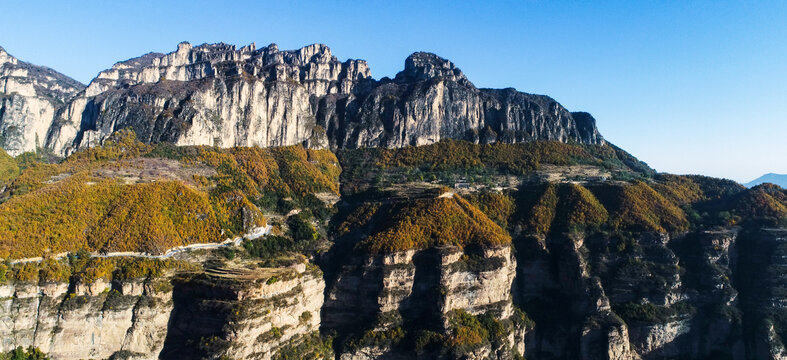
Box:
[88,181,224,253]
[39,258,72,283]
[0,176,224,258]
[0,148,19,188]
[336,202,382,236]
[356,196,511,254]
[342,139,648,176]
[463,192,515,228]
[728,184,787,224]
[11,262,40,283]
[0,129,339,259]
[652,174,704,206]
[447,309,488,350]
[557,184,609,231]
[79,258,116,283]
[597,181,689,233]
[528,184,559,234]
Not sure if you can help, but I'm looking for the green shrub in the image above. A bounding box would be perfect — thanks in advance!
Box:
[446,310,488,353]
[218,247,236,260]
[273,332,333,360]
[243,235,296,261]
[288,213,317,242]
[0,346,49,360]
[614,301,695,324]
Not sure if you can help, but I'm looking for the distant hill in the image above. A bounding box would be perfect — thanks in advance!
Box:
[744,173,787,188]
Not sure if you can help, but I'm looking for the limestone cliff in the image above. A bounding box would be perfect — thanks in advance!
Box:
[323,245,529,359]
[0,258,328,360]
[0,46,84,155]
[0,42,603,157]
[0,277,171,359]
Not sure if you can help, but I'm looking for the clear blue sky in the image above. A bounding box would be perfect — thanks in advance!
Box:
[2,0,785,183]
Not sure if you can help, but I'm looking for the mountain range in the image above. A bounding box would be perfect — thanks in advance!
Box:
[1,42,601,158]
[745,173,787,188]
[0,42,785,360]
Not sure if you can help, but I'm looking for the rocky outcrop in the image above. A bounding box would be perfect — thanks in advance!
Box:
[46,42,373,155]
[512,225,786,360]
[324,244,526,359]
[0,278,171,360]
[0,42,603,157]
[319,52,603,149]
[0,46,84,155]
[735,228,787,360]
[0,259,326,360]
[325,246,516,330]
[160,262,326,360]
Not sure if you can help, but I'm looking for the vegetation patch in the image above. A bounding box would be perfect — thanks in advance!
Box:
[615,301,695,324]
[340,139,651,179]
[351,196,511,254]
[0,346,48,360]
[513,183,608,235]
[445,310,494,354]
[464,191,515,228]
[273,331,333,360]
[345,327,405,351]
[0,130,339,258]
[0,148,19,190]
[590,181,689,233]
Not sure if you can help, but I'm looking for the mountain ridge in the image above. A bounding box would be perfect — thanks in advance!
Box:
[1,41,602,157]
[744,172,787,188]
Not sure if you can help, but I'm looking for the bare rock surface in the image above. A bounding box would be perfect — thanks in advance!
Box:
[0,42,603,157]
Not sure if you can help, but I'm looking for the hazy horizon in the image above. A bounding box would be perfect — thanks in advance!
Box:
[2,0,784,183]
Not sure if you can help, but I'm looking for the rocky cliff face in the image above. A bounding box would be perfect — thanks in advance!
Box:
[45,42,373,155]
[513,225,787,360]
[0,259,327,360]
[3,40,786,360]
[319,52,602,149]
[0,46,84,155]
[160,262,326,359]
[0,277,171,359]
[0,42,602,157]
[323,245,529,359]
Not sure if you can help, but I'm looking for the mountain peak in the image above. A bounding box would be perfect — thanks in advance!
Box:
[396,52,466,83]
[745,173,787,188]
[0,45,15,65]
[2,40,604,156]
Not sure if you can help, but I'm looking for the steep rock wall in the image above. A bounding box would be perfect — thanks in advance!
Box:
[0,42,603,157]
[0,278,171,360]
[0,46,84,155]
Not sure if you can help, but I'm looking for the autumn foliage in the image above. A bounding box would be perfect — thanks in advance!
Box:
[463,192,515,228]
[514,183,608,235]
[0,175,224,258]
[0,148,18,189]
[350,196,511,254]
[0,130,340,259]
[340,139,653,176]
[591,181,689,233]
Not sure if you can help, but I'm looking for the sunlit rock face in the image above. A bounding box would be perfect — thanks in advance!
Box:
[0,46,84,156]
[0,42,603,157]
[0,278,171,360]
[45,42,373,155]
